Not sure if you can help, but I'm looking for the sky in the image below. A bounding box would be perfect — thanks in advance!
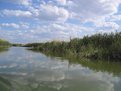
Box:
[0,0,121,43]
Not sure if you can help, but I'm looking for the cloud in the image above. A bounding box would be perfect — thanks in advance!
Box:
[0,22,29,29]
[0,0,121,43]
[2,9,32,17]
[0,0,31,6]
[19,22,30,29]
[0,22,93,43]
[56,0,67,5]
[34,4,69,22]
[95,21,119,30]
[1,0,121,22]
[26,23,94,42]
[1,23,20,29]
[1,4,69,22]
[68,0,121,22]
[17,0,32,5]
[108,15,121,21]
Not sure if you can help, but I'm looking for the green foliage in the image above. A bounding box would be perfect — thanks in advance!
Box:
[25,32,121,61]
[0,39,10,53]
[0,39,10,46]
[12,44,23,47]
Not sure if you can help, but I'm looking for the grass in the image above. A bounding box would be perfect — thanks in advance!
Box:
[25,32,121,61]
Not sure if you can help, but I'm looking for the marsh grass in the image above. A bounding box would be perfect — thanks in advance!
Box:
[25,32,121,61]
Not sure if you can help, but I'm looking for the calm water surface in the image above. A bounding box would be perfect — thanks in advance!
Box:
[0,47,121,91]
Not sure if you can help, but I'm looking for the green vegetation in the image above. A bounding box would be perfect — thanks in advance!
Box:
[12,44,23,47]
[0,47,9,53]
[26,32,121,61]
[44,53,121,75]
[0,39,10,46]
[0,39,11,52]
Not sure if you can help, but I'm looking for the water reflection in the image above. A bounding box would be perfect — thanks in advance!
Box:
[0,47,121,91]
[44,52,121,76]
[0,47,9,53]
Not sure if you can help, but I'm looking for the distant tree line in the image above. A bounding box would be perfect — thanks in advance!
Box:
[12,44,23,47]
[25,32,121,61]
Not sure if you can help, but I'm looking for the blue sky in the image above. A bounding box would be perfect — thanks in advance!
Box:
[0,0,121,43]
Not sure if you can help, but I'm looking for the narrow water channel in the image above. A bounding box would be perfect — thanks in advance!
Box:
[0,47,121,91]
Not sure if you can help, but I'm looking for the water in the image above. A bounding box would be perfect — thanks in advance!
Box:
[0,47,121,91]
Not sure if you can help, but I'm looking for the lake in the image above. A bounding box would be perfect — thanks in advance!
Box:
[0,47,121,91]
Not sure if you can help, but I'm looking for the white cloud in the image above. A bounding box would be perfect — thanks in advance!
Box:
[18,0,32,5]
[2,9,32,17]
[19,22,30,29]
[1,0,121,23]
[0,0,31,6]
[1,3,69,22]
[108,15,121,21]
[27,23,94,42]
[1,23,20,29]
[95,21,119,30]
[0,22,92,43]
[0,0,121,43]
[36,4,69,22]
[68,0,121,22]
[56,0,67,5]
[0,22,29,29]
